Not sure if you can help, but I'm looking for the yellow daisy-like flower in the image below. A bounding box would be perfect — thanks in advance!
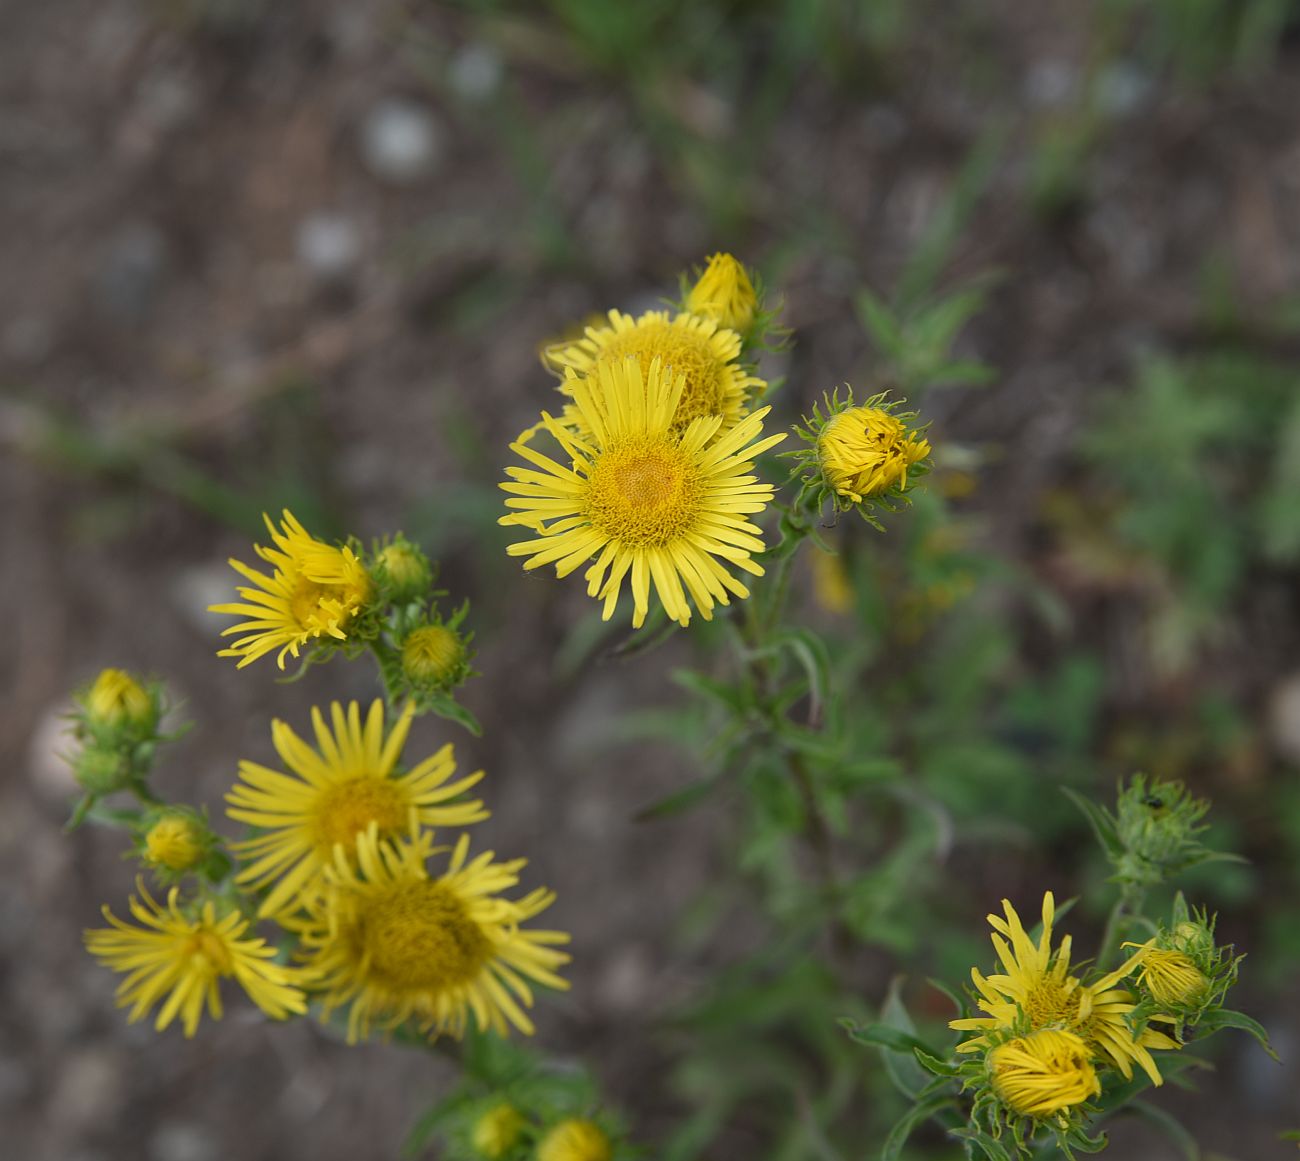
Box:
[949,892,1179,1085]
[1123,941,1209,1007]
[290,826,571,1043]
[84,880,310,1038]
[501,357,785,629]
[818,405,930,503]
[686,252,758,335]
[471,1103,527,1159]
[227,699,488,917]
[989,1029,1101,1120]
[209,510,373,669]
[545,309,763,434]
[536,1119,613,1161]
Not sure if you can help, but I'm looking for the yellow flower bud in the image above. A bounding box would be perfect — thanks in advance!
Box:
[1136,945,1210,1007]
[989,1029,1100,1120]
[537,1119,612,1161]
[376,540,432,602]
[818,406,931,504]
[144,813,206,873]
[86,668,156,734]
[686,253,757,334]
[471,1103,526,1159]
[401,624,465,689]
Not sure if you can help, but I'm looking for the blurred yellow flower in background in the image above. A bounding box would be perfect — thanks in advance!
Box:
[84,881,310,1037]
[536,1118,613,1161]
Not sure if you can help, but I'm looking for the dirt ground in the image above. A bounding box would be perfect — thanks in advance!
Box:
[3,2,1300,1158]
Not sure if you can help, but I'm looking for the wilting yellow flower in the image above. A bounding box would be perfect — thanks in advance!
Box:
[818,406,930,503]
[1124,941,1209,1007]
[950,892,1179,1085]
[501,357,785,629]
[227,700,487,916]
[209,510,373,669]
[686,252,757,334]
[85,668,155,733]
[143,813,206,873]
[290,827,570,1043]
[84,880,310,1037]
[545,309,763,434]
[402,624,465,689]
[536,1119,612,1161]
[471,1103,527,1159]
[989,1029,1100,1120]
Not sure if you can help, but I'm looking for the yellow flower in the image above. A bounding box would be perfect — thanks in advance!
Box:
[818,406,930,503]
[989,1029,1100,1120]
[209,510,373,669]
[290,826,571,1043]
[84,880,310,1037]
[227,700,487,917]
[500,357,785,629]
[402,624,465,688]
[85,668,155,733]
[1124,941,1209,1007]
[949,892,1179,1085]
[144,813,206,873]
[545,309,763,434]
[472,1103,527,1159]
[686,252,757,334]
[536,1119,612,1161]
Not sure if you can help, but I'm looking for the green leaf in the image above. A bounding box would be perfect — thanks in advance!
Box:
[1061,787,1123,860]
[882,1094,955,1161]
[953,1129,1012,1161]
[840,1019,934,1058]
[634,775,723,821]
[1193,1007,1279,1060]
[855,289,904,356]
[914,1048,959,1077]
[880,978,934,1098]
[672,669,753,716]
[1124,1101,1200,1160]
[771,627,832,727]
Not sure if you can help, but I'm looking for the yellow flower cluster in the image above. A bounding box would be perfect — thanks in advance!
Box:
[951,893,1182,1124]
[84,517,571,1045]
[504,254,787,629]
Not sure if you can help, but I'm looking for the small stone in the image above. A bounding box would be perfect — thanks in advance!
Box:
[360,98,443,185]
[150,1121,220,1161]
[449,43,503,103]
[26,701,80,803]
[296,212,361,279]
[1268,673,1300,764]
[95,222,168,321]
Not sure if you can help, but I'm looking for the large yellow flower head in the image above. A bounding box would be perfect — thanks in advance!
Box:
[818,405,931,504]
[686,252,758,335]
[536,1118,613,1161]
[988,1029,1101,1121]
[290,826,571,1043]
[209,510,374,669]
[84,880,311,1037]
[227,699,488,917]
[545,309,763,434]
[501,357,786,629]
[949,892,1179,1085]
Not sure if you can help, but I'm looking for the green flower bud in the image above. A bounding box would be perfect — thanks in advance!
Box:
[471,1103,526,1159]
[374,538,433,603]
[74,746,132,795]
[401,623,466,691]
